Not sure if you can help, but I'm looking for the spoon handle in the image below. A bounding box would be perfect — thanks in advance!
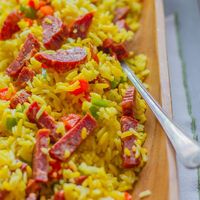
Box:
[122,62,200,168]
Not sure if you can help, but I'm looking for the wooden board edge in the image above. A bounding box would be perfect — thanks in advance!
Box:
[155,1,179,200]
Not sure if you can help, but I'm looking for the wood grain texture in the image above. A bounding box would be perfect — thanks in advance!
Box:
[127,0,179,199]
[155,1,179,200]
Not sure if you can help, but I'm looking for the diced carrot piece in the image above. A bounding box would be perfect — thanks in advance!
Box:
[39,5,54,16]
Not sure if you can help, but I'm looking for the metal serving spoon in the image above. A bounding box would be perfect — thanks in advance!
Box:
[121,62,200,169]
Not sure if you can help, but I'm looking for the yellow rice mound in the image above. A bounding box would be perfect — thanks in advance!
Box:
[0,0,149,199]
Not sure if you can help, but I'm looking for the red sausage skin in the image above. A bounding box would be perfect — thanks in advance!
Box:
[49,114,97,161]
[32,129,50,183]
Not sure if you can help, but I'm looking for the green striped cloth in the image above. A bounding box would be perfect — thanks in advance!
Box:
[166,14,199,200]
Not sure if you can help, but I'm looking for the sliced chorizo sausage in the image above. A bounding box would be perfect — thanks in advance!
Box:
[26,102,61,142]
[49,113,97,161]
[7,33,40,78]
[121,86,136,117]
[42,15,68,50]
[32,129,50,183]
[0,11,22,40]
[113,7,130,23]
[120,116,140,168]
[69,12,94,39]
[10,90,31,109]
[35,47,87,73]
[16,67,35,88]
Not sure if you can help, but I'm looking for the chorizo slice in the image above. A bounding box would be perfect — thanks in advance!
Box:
[26,102,61,142]
[26,101,40,123]
[120,86,140,168]
[121,86,136,117]
[42,15,68,50]
[16,67,35,88]
[113,7,130,23]
[0,190,8,200]
[0,11,22,40]
[102,38,129,60]
[49,113,97,161]
[69,12,94,39]
[10,90,31,109]
[54,190,65,200]
[26,179,41,197]
[120,116,138,132]
[115,19,130,31]
[122,134,140,168]
[35,47,87,73]
[32,129,50,183]
[7,33,40,78]
[26,193,37,200]
[120,116,140,168]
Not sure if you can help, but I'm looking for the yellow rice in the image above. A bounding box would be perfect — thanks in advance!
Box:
[0,0,149,199]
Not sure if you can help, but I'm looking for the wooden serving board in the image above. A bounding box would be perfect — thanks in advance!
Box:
[127,1,179,199]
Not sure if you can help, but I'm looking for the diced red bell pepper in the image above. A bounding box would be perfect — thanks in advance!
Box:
[0,88,9,100]
[54,190,65,200]
[48,159,62,180]
[28,0,48,10]
[0,87,15,101]
[61,114,81,130]
[124,192,133,200]
[49,159,62,172]
[28,0,35,8]
[70,80,89,96]
[78,93,91,105]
